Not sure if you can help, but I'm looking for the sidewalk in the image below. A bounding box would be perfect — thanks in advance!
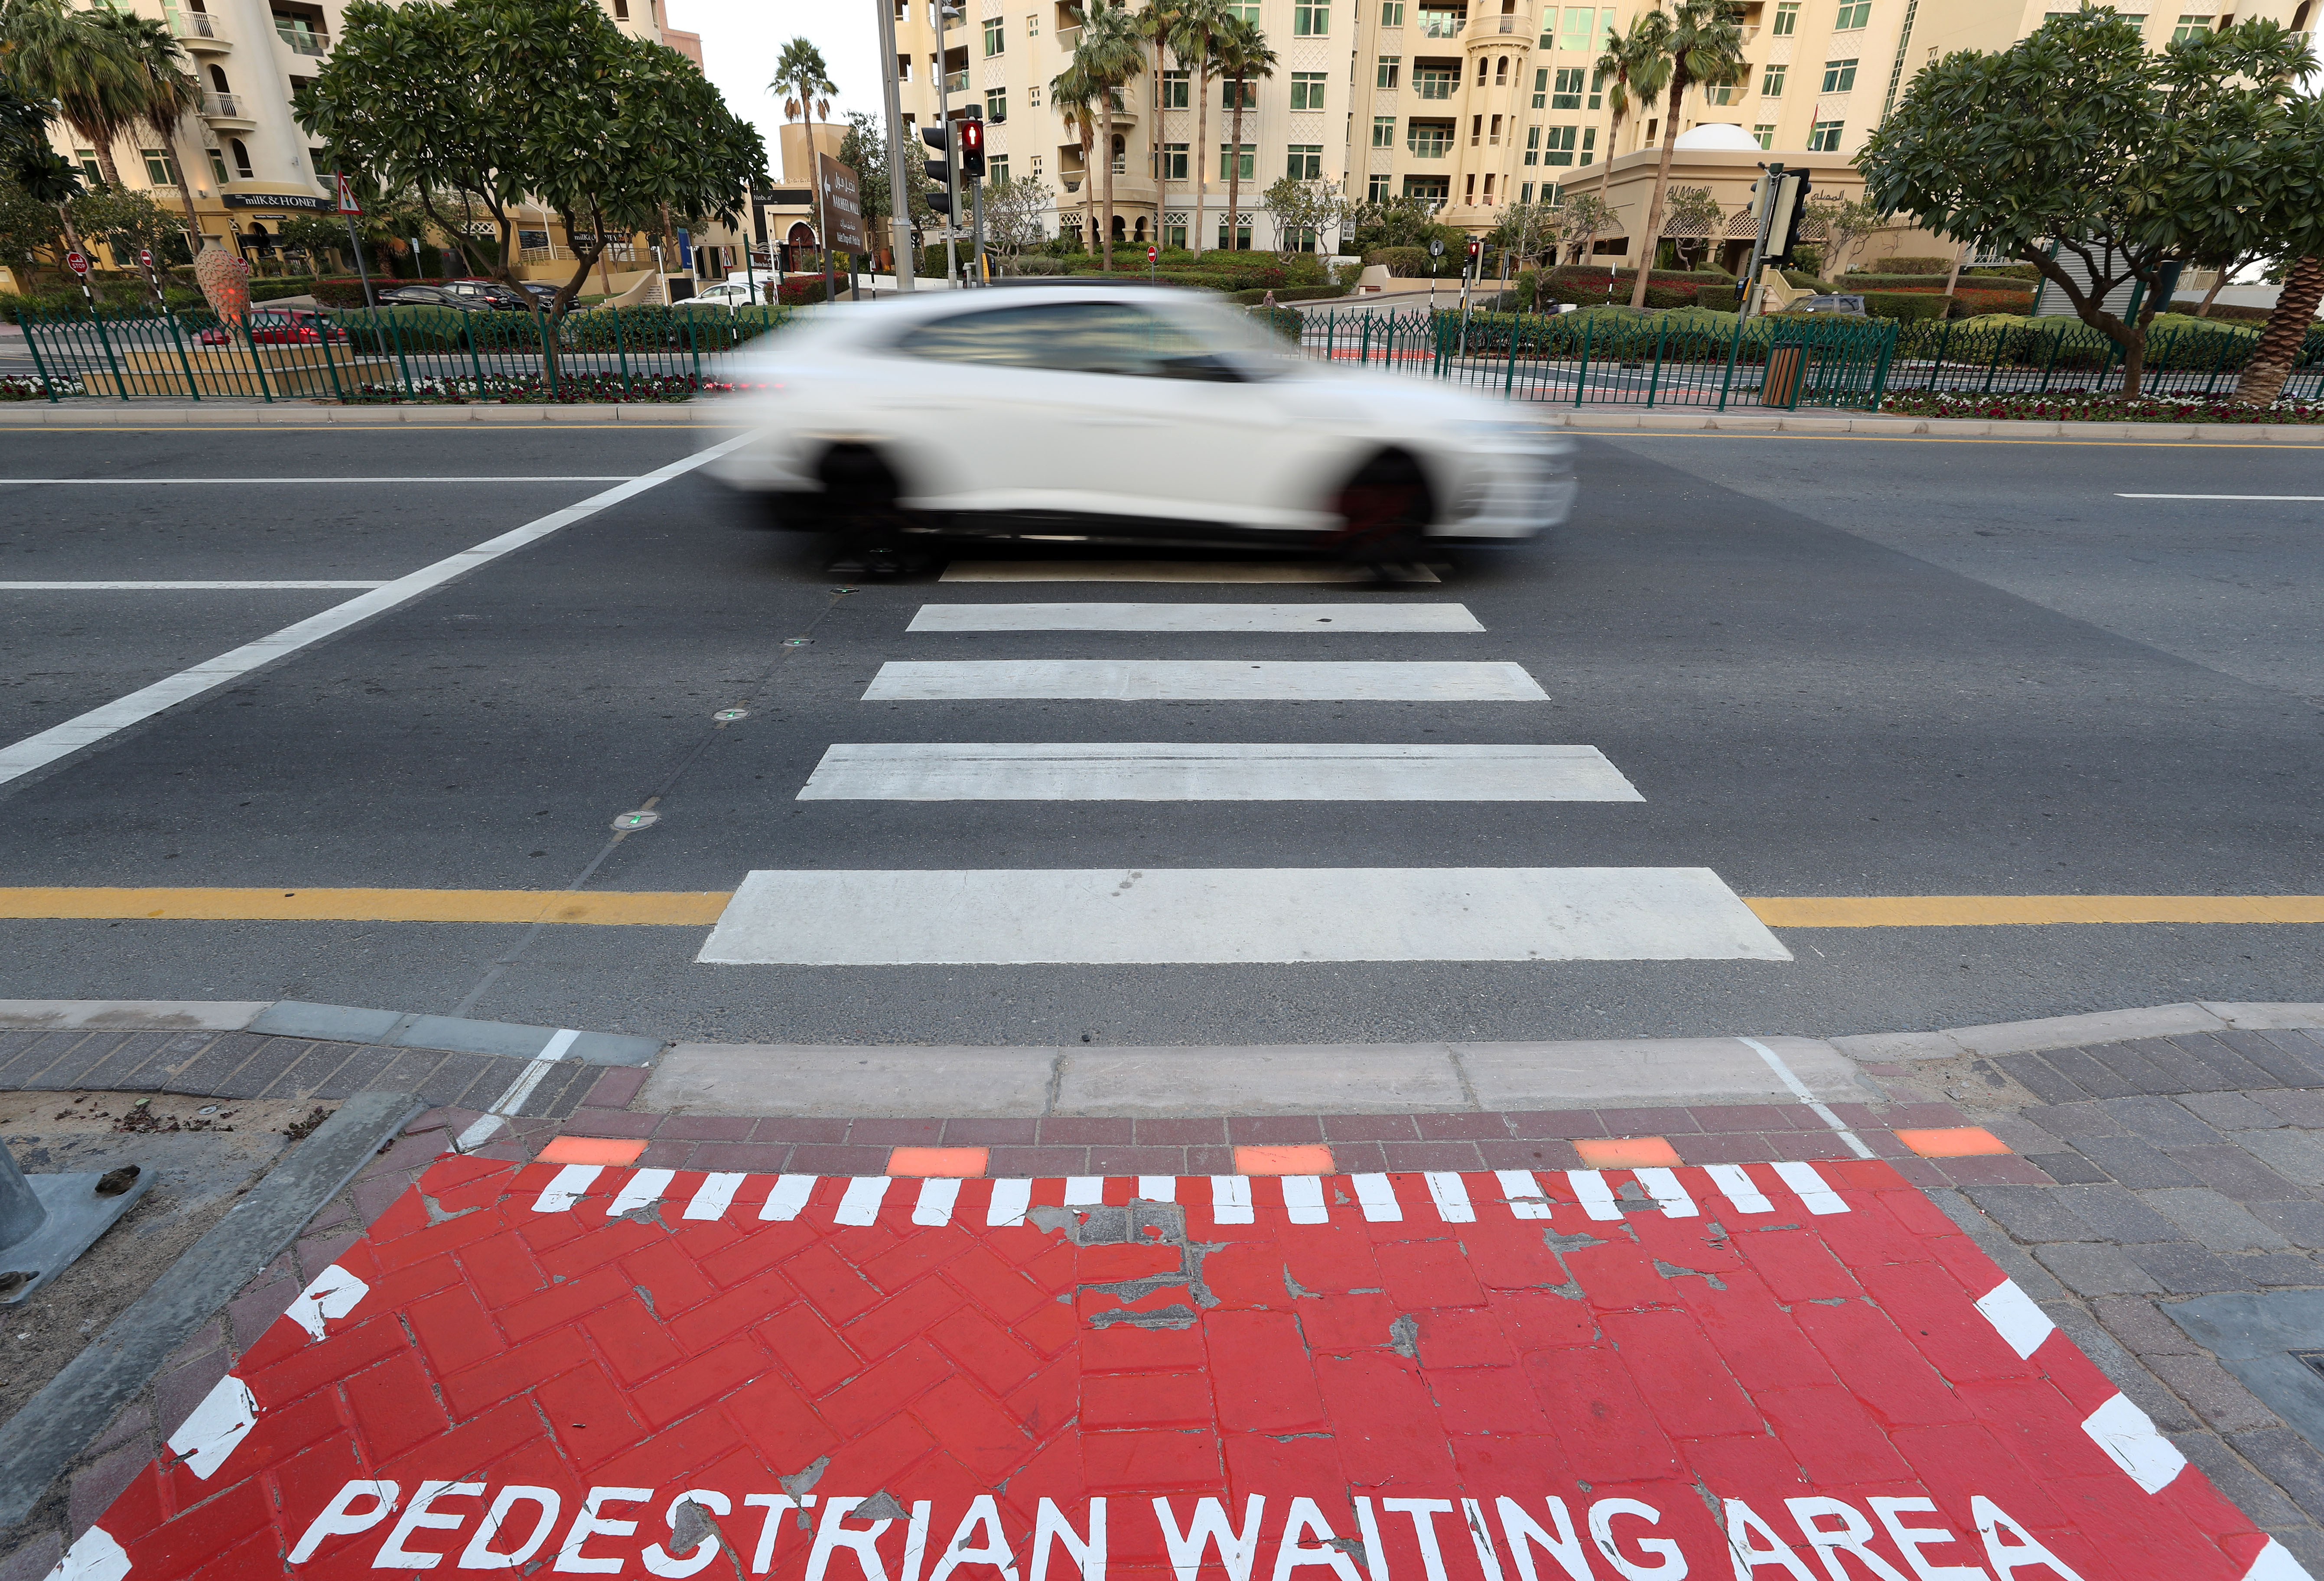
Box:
[5,1005,2324,1579]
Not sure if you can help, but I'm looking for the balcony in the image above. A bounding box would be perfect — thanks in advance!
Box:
[1413,77,1457,99]
[276,24,329,53]
[202,91,243,117]
[1416,13,1465,39]
[1405,140,1452,158]
[943,70,969,93]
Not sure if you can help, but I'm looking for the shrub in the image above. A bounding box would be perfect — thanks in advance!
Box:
[1364,246,1435,277]
[2168,299,2272,324]
[1246,305,1304,340]
[1868,255,1955,274]
[1780,270,1836,292]
[1855,291,1946,322]
[1225,282,1352,306]
[1963,264,2040,280]
[777,276,830,306]
[1006,256,1068,275]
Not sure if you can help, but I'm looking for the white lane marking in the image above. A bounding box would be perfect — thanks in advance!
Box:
[456,1032,578,1149]
[1633,1167,1699,1217]
[684,1173,746,1220]
[0,581,391,590]
[758,1174,817,1220]
[907,602,1484,632]
[2241,1538,2315,1581]
[2116,493,2324,501]
[1212,1175,1255,1224]
[1770,1160,1851,1214]
[797,742,1643,802]
[1738,1037,1877,1160]
[700,868,1790,965]
[860,660,1548,702]
[1566,1169,1624,1221]
[940,560,1441,583]
[1975,1277,2057,1359]
[1352,1173,1404,1221]
[607,1168,675,1216]
[1282,1175,1329,1223]
[0,476,638,484]
[987,1178,1033,1226]
[1704,1163,1774,1214]
[283,1264,368,1340]
[1064,1176,1107,1206]
[913,1178,963,1225]
[164,1376,259,1479]
[1426,1171,1476,1222]
[1136,1175,1178,1202]
[0,438,745,789]
[2082,1392,2187,1493]
[1496,1168,1554,1219]
[835,1176,893,1225]
[533,1164,602,1212]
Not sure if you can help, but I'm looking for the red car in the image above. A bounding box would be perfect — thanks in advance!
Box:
[198,308,350,346]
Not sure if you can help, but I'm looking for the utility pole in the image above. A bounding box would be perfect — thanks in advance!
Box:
[876,0,916,294]
[935,1,963,286]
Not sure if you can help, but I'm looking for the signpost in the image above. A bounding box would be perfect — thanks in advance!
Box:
[1427,236,1444,312]
[335,172,375,310]
[136,247,163,307]
[816,153,867,305]
[65,250,93,310]
[1148,243,1158,282]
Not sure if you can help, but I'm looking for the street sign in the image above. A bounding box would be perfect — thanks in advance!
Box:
[1428,238,1445,257]
[817,153,869,254]
[57,1152,2294,1581]
[137,248,153,270]
[334,172,362,216]
[1147,245,1157,263]
[65,251,88,277]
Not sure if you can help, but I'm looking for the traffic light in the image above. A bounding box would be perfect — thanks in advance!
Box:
[1751,167,1809,265]
[958,116,986,181]
[920,123,954,215]
[1465,238,1481,274]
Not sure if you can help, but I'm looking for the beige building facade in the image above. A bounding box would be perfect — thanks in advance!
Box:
[892,0,2317,267]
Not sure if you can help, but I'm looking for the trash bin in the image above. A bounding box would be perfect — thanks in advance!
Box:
[1762,344,1807,407]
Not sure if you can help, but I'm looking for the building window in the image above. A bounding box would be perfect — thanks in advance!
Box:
[1523,124,1541,163]
[1031,154,1043,176]
[1029,83,1042,105]
[1027,12,1037,33]
[1291,71,1328,107]
[1368,172,1393,199]
[1494,55,1508,85]
[1293,0,1329,34]
[1820,58,1857,92]
[1752,122,1776,147]
[1218,215,1252,248]
[1771,0,1799,34]
[1543,124,1577,164]
[1475,55,1489,84]
[1218,142,1256,179]
[1221,78,1258,110]
[229,137,253,177]
[1380,0,1403,21]
[1403,174,1450,201]
[141,148,182,186]
[1520,180,1534,202]
[989,155,1009,183]
[983,15,1003,53]
[1406,122,1452,156]
[1287,143,1323,178]
[206,148,230,184]
[1113,132,1126,173]
[1808,117,1844,150]
[897,53,912,80]
[1372,114,1397,146]
[986,87,1008,121]
[1162,69,1188,107]
[1532,67,1548,107]
[1488,113,1502,143]
[1414,65,1456,97]
[1159,142,1188,178]
[1588,67,1604,108]
[1483,173,1496,202]
[73,148,102,185]
[2171,12,2214,40]
[1551,66,1583,107]
[1761,62,1786,94]
[1226,0,1259,19]
[1644,117,1657,144]
[1416,6,1461,38]
[1470,114,1482,145]
[612,0,626,19]
[1165,219,1186,247]
[1464,172,1476,203]
[1377,55,1401,87]
[1834,0,1870,26]
[1560,4,1593,50]
[1579,125,1595,164]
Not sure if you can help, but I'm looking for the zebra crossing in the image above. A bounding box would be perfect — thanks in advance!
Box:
[696,565,1789,966]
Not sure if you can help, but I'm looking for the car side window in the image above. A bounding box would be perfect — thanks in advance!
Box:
[896,301,1211,378]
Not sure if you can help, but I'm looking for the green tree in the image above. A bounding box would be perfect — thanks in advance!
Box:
[0,0,145,189]
[1261,174,1349,260]
[2240,255,2324,403]
[299,0,765,326]
[1487,200,1560,272]
[1553,192,1617,265]
[1805,194,1885,278]
[1624,0,1742,307]
[1660,183,1722,270]
[1070,0,1144,268]
[982,173,1052,265]
[1050,60,1100,252]
[1590,11,1671,204]
[1860,12,2324,398]
[771,37,836,270]
[91,7,204,247]
[0,78,81,263]
[0,169,66,277]
[1162,0,1230,255]
[70,183,184,267]
[1348,193,1460,257]
[1212,13,1272,254]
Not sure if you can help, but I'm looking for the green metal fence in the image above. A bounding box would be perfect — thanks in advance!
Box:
[1293,308,2324,410]
[12,303,793,403]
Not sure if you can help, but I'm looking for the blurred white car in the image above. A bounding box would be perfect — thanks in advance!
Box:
[705,284,1575,560]
[680,280,765,311]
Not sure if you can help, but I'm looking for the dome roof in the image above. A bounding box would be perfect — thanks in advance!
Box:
[1672,122,1764,150]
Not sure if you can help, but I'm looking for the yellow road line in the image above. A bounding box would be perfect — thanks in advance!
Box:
[1610,433,2324,449]
[1,889,2318,927]
[1745,895,2324,927]
[0,888,729,924]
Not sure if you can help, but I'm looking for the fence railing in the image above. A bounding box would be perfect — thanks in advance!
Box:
[1289,308,2324,410]
[13,304,793,403]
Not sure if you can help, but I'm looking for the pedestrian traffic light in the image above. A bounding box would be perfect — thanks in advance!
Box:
[920,123,950,187]
[958,117,986,181]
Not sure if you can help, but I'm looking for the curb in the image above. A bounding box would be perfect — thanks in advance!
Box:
[1548,411,2324,442]
[0,997,661,1067]
[0,403,720,425]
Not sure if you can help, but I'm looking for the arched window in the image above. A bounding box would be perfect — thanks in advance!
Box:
[228,137,253,178]
[1495,56,1508,85]
[1110,132,1126,174]
[1475,56,1488,85]
[207,63,229,92]
[1133,215,1148,241]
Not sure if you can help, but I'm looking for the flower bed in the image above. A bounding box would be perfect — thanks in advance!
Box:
[0,374,82,400]
[1878,389,2324,423]
[342,372,754,404]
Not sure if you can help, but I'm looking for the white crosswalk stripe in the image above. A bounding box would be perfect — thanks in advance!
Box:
[938,560,1441,583]
[862,658,1549,701]
[907,602,1485,632]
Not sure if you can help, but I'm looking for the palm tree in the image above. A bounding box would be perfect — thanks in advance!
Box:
[97,8,206,251]
[1069,0,1144,269]
[1626,0,1742,308]
[1591,10,1672,206]
[1050,59,1100,250]
[1164,0,1230,254]
[1212,14,1272,254]
[770,37,837,274]
[2234,255,2324,405]
[1,0,147,189]
[1137,0,1184,254]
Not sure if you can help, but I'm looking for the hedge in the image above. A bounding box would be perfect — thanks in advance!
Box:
[1860,291,1947,322]
[2168,299,2274,324]
[1227,282,1352,306]
[1867,255,1955,274]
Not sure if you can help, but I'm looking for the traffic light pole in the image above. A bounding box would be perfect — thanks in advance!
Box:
[876,0,915,294]
[935,14,962,288]
[972,176,986,284]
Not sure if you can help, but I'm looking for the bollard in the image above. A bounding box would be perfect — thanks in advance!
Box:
[0,1140,155,1305]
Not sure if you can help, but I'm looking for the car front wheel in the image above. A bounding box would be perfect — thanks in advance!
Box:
[1327,454,1432,566]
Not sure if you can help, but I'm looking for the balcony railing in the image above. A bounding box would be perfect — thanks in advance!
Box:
[943,69,969,93]
[203,91,242,117]
[276,25,329,53]
[171,12,219,38]
[1405,139,1451,157]
[1416,15,1464,38]
[1413,77,1456,98]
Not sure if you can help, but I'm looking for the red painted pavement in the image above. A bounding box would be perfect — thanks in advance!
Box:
[58,1158,2300,1580]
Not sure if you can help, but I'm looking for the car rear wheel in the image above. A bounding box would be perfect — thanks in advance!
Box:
[1328,454,1431,567]
[819,446,914,573]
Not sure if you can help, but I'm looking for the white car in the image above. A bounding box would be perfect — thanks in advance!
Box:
[704,284,1576,561]
[680,280,765,311]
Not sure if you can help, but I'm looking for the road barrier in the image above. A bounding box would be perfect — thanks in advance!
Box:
[12,304,793,403]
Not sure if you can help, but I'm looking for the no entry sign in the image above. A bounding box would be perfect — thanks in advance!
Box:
[63,1158,2297,1580]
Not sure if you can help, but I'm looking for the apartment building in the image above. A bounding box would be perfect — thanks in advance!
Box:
[39,0,696,270]
[894,0,2316,267]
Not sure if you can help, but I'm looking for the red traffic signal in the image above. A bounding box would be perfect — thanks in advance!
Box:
[958,117,986,180]
[1465,239,1481,260]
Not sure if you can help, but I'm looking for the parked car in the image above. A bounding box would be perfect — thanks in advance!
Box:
[677,280,765,312]
[706,285,1575,560]
[375,285,493,311]
[444,278,535,311]
[196,308,349,346]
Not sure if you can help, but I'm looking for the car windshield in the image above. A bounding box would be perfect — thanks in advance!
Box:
[892,298,1290,382]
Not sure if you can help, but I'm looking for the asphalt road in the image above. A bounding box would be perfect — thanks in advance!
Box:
[0,421,2317,1045]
